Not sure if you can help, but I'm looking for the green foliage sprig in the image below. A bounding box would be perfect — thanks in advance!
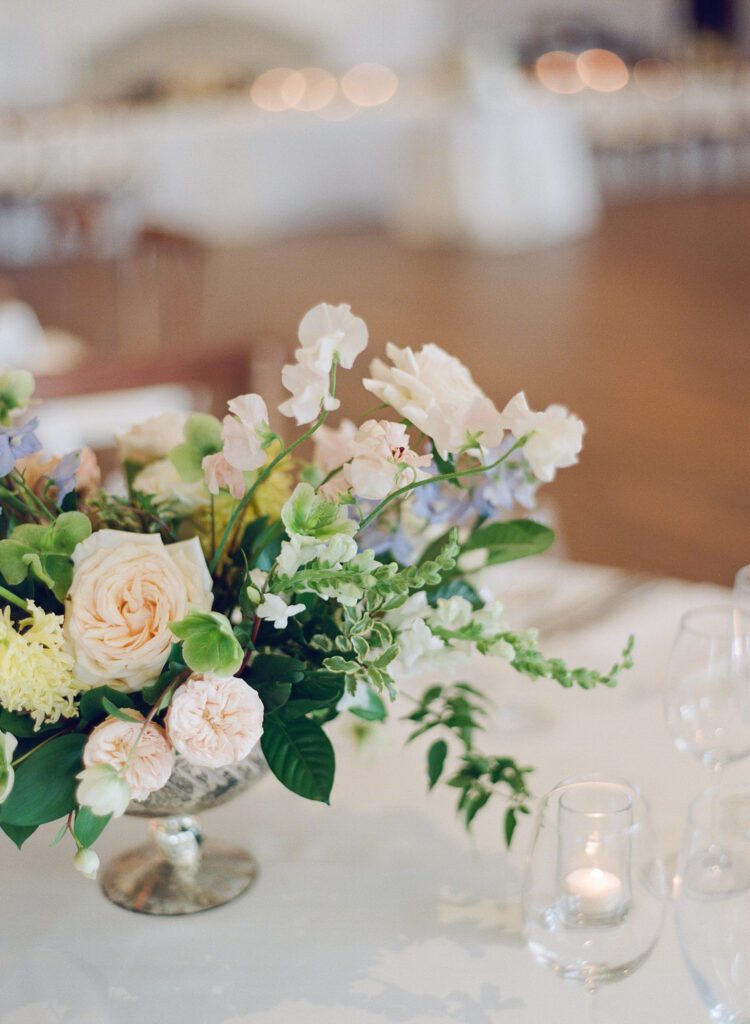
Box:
[405,681,533,845]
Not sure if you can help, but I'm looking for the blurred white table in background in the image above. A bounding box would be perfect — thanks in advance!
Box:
[1,559,724,1024]
[0,89,600,259]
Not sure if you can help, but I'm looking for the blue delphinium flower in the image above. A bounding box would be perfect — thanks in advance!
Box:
[49,450,81,504]
[470,437,539,521]
[0,417,42,477]
[410,464,474,527]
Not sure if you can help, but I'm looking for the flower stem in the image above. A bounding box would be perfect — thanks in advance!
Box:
[357,435,529,532]
[0,584,28,612]
[209,362,339,574]
[10,471,54,522]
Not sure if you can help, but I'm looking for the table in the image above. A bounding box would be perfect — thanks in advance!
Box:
[0,559,730,1024]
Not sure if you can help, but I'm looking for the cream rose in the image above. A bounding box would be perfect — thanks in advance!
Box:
[133,458,209,511]
[83,713,174,803]
[65,530,213,692]
[116,411,187,465]
[166,673,264,768]
[363,343,504,458]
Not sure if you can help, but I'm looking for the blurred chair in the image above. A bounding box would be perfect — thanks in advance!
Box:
[32,346,253,476]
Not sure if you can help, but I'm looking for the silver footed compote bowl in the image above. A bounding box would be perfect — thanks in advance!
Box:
[100,748,268,916]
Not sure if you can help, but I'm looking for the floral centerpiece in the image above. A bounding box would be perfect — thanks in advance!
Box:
[0,305,632,882]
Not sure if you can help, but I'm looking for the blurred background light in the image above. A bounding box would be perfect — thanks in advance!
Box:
[534,51,585,94]
[576,49,630,93]
[340,63,398,107]
[250,68,305,112]
[292,68,338,112]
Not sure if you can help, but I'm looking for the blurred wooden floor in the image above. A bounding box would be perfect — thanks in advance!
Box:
[10,193,750,584]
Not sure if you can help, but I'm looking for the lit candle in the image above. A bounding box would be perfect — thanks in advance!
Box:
[564,867,624,917]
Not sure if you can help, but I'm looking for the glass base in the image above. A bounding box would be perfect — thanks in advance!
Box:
[100,816,259,916]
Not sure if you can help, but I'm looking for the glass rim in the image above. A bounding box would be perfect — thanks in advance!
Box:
[678,604,750,639]
[540,772,650,834]
[686,781,750,826]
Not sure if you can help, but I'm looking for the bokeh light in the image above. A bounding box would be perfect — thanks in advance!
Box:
[340,63,398,107]
[576,49,629,93]
[250,68,305,112]
[634,58,683,100]
[534,51,584,94]
[293,68,338,112]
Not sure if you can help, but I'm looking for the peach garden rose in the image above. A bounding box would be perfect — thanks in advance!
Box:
[167,673,265,768]
[65,530,213,692]
[82,713,174,803]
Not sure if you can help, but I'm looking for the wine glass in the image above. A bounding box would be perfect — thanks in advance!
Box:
[522,774,666,1022]
[734,566,750,611]
[665,606,750,779]
[675,784,750,1022]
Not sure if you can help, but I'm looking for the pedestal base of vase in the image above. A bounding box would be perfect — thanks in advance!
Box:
[100,815,258,916]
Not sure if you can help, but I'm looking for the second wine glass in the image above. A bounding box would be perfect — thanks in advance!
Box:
[665,606,750,779]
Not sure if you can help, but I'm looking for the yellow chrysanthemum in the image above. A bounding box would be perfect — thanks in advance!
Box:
[0,603,81,729]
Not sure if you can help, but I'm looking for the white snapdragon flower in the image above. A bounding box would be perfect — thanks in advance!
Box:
[500,392,584,483]
[363,343,504,458]
[428,596,474,631]
[0,730,18,802]
[343,420,432,501]
[256,594,306,629]
[73,847,100,880]
[473,600,506,638]
[246,568,269,604]
[398,618,445,669]
[385,591,430,630]
[76,763,132,818]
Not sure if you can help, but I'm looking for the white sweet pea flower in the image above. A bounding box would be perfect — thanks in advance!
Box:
[343,420,432,501]
[428,596,474,631]
[317,534,358,568]
[312,419,357,475]
[256,594,306,629]
[73,847,100,880]
[500,392,584,483]
[0,730,18,802]
[398,617,445,669]
[222,393,272,473]
[76,763,131,818]
[279,358,340,426]
[297,303,368,373]
[202,451,246,500]
[363,343,504,458]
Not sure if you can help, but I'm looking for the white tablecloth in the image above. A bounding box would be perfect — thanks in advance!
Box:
[1,560,731,1024]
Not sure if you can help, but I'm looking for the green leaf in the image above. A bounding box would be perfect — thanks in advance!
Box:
[426,578,482,609]
[0,734,86,826]
[504,807,518,847]
[49,512,92,553]
[78,687,136,724]
[427,738,448,789]
[462,520,555,567]
[170,608,243,676]
[73,807,111,847]
[0,708,49,738]
[102,698,140,723]
[253,680,293,713]
[465,789,491,827]
[0,539,32,585]
[261,714,335,803]
[249,653,305,686]
[0,822,37,849]
[349,689,386,723]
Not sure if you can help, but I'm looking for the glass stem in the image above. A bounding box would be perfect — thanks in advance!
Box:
[584,984,598,1024]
